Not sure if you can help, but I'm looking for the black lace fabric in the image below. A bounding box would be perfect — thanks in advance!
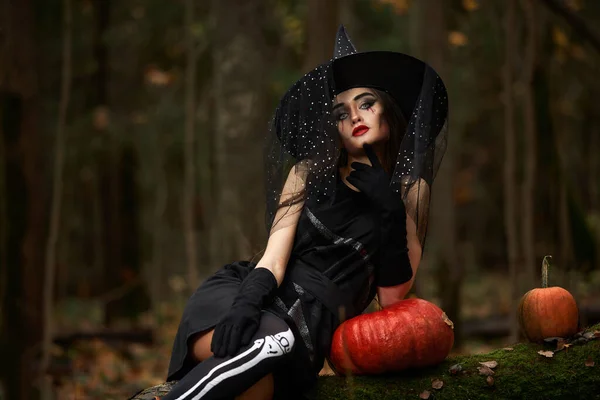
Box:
[390,66,448,246]
[264,61,340,234]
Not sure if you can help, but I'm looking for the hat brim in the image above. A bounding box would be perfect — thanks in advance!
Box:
[332,51,438,121]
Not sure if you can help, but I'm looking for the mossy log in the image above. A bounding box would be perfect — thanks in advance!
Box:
[129,324,600,400]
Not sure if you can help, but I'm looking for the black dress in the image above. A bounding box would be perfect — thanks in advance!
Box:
[167,176,385,397]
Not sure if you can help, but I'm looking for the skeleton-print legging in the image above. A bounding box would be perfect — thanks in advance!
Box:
[161,311,295,400]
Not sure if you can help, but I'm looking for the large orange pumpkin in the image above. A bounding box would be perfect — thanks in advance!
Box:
[518,256,579,342]
[329,298,454,375]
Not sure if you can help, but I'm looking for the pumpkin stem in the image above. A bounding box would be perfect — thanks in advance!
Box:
[541,255,551,288]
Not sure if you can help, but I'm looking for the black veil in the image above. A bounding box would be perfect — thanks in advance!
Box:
[264,28,448,248]
[264,62,339,234]
[390,66,448,245]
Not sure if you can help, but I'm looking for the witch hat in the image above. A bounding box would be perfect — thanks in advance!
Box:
[333,25,357,59]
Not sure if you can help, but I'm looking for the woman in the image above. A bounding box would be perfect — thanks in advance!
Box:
[159,26,448,400]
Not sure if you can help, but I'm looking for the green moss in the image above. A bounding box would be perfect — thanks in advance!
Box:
[130,324,600,400]
[313,324,600,400]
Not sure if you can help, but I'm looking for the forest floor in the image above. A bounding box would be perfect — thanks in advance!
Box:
[48,271,600,399]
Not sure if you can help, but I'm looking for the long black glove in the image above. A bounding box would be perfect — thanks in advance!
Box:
[211,267,278,358]
[346,143,413,286]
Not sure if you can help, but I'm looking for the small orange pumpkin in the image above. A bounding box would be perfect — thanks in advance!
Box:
[518,255,579,342]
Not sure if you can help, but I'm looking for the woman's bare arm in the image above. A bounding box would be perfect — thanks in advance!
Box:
[254,164,307,286]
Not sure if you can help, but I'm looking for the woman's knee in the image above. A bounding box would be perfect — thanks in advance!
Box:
[259,312,295,355]
[189,313,294,363]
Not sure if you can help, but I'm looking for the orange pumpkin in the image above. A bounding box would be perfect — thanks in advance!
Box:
[329,298,454,375]
[518,255,579,342]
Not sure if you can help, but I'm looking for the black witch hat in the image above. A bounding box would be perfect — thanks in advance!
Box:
[332,25,358,59]
[331,25,444,125]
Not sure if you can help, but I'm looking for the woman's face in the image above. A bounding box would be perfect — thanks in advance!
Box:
[332,87,390,156]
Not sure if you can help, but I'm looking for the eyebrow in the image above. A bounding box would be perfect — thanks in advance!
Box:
[332,92,376,111]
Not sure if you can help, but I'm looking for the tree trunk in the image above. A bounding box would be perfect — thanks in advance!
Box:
[539,0,600,54]
[150,126,168,306]
[92,0,149,324]
[40,0,72,397]
[411,0,462,346]
[0,1,45,399]
[520,0,538,293]
[91,0,111,296]
[183,0,199,289]
[590,125,600,271]
[503,0,521,343]
[304,0,339,70]
[210,0,271,266]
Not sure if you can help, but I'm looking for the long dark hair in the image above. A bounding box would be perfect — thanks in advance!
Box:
[376,89,407,173]
[337,88,408,173]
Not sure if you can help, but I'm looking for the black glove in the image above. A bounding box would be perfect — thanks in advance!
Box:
[211,267,278,358]
[346,143,413,286]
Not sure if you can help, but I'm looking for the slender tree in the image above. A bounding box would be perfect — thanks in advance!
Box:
[411,0,462,345]
[0,0,45,398]
[504,0,521,342]
[539,0,600,54]
[210,0,271,265]
[183,0,199,289]
[520,0,538,293]
[304,0,339,71]
[40,0,72,398]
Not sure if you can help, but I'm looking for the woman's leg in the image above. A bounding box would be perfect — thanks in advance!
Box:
[190,329,215,363]
[162,312,294,400]
[235,374,274,400]
[188,328,274,400]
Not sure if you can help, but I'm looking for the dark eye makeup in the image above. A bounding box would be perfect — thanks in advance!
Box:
[333,97,377,121]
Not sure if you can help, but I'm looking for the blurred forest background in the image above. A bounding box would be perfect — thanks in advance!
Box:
[1,0,600,399]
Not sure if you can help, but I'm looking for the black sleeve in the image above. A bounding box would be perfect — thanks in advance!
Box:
[375,250,413,287]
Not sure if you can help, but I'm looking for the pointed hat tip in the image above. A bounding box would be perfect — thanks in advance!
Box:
[333,24,357,59]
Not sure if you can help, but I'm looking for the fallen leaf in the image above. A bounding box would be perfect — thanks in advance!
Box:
[431,379,443,390]
[503,347,514,351]
[556,339,566,351]
[585,357,595,367]
[486,376,495,386]
[478,365,495,376]
[538,350,554,358]
[594,331,600,338]
[449,363,462,375]
[419,390,431,399]
[583,332,595,340]
[479,361,498,369]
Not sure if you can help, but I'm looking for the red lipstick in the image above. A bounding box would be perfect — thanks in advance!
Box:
[352,125,369,137]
